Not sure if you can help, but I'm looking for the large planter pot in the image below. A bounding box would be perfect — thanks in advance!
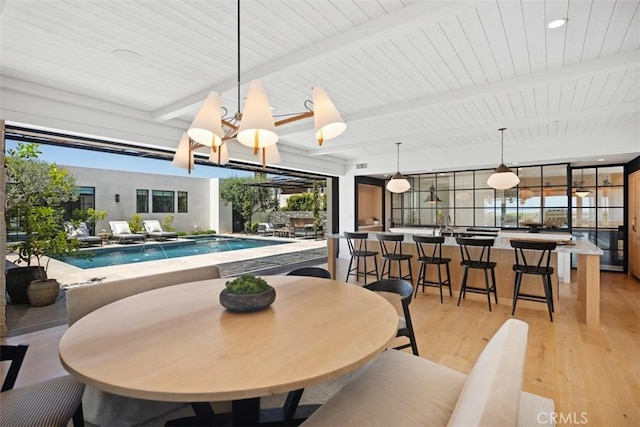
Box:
[219,286,276,312]
[5,266,47,305]
[27,278,60,307]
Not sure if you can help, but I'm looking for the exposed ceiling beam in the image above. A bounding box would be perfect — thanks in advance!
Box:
[152,1,469,122]
[307,101,639,156]
[280,50,640,138]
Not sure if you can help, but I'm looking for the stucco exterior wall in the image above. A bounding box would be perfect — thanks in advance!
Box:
[64,166,213,233]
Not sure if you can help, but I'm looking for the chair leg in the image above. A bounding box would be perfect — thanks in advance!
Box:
[72,403,85,427]
[407,260,413,283]
[415,262,425,297]
[543,275,554,322]
[445,262,452,296]
[457,267,468,306]
[437,264,443,303]
[491,267,498,304]
[409,332,419,356]
[483,269,492,312]
[512,272,522,315]
[346,255,355,283]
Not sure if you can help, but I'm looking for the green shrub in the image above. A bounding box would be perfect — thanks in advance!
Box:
[162,215,175,232]
[225,275,270,294]
[129,214,144,233]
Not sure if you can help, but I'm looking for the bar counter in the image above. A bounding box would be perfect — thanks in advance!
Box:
[327,231,603,327]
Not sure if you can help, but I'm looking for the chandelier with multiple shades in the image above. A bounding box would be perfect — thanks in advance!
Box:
[172,0,346,173]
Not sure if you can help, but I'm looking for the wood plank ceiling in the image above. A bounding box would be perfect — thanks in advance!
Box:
[1,0,638,176]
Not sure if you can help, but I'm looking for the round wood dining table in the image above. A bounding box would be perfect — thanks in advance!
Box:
[59,275,399,423]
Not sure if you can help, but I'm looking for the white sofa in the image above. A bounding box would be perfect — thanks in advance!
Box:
[302,319,555,427]
[65,265,221,425]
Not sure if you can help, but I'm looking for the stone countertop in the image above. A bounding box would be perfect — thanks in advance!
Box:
[328,231,603,255]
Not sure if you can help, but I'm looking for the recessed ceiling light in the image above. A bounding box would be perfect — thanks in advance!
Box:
[547,18,567,29]
[512,162,519,165]
[598,158,605,162]
[113,49,143,64]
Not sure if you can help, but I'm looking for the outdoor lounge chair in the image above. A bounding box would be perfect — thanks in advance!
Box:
[109,221,145,244]
[143,220,178,241]
[65,222,102,246]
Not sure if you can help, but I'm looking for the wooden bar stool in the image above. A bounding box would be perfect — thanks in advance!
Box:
[413,235,452,303]
[456,237,497,311]
[344,232,379,284]
[377,233,413,283]
[510,240,557,322]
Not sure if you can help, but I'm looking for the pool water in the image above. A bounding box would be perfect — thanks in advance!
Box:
[59,235,290,269]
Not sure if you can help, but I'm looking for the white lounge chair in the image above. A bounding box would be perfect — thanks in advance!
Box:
[143,220,178,241]
[109,221,145,244]
[65,222,102,246]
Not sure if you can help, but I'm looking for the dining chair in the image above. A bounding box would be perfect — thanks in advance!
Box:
[364,279,419,356]
[510,239,557,321]
[456,237,498,311]
[286,267,331,279]
[1,344,85,426]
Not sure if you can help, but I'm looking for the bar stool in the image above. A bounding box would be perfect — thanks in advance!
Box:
[456,237,497,311]
[344,232,379,284]
[413,235,452,303]
[510,240,557,322]
[377,233,413,283]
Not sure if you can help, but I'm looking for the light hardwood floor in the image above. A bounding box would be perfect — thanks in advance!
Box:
[2,263,639,426]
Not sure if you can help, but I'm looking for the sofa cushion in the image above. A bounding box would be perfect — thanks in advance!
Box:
[447,319,529,427]
[302,350,466,427]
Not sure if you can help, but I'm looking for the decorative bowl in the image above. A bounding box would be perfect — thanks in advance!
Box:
[219,285,276,312]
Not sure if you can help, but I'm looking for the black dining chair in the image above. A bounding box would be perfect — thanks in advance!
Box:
[344,232,379,284]
[1,344,85,426]
[364,279,419,356]
[286,267,331,279]
[456,237,498,311]
[510,239,557,322]
[413,235,452,303]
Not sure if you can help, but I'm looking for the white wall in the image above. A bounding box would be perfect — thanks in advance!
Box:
[210,178,233,234]
[64,166,212,233]
[338,173,356,259]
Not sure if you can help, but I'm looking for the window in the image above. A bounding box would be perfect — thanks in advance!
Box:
[136,190,149,213]
[390,165,571,229]
[152,190,174,213]
[178,191,188,213]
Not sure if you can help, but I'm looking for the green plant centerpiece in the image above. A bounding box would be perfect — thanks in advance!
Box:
[219,274,276,312]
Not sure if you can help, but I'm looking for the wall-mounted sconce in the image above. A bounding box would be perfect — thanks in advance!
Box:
[115,194,120,203]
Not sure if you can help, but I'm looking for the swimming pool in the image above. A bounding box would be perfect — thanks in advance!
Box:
[59,235,291,269]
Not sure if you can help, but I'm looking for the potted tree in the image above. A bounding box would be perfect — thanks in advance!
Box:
[5,142,79,304]
[24,206,82,306]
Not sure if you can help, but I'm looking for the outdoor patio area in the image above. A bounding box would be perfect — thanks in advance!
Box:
[5,236,327,336]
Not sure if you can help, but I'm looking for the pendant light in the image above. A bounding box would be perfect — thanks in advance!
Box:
[573,169,590,198]
[487,128,520,190]
[424,183,441,204]
[387,142,410,193]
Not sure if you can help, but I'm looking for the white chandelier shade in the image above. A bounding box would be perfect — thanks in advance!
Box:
[172,133,194,171]
[259,144,281,167]
[188,91,224,147]
[236,80,278,152]
[209,143,229,166]
[312,86,346,146]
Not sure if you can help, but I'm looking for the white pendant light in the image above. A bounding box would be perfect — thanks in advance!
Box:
[236,79,278,153]
[172,133,194,172]
[188,91,224,147]
[386,142,411,193]
[209,143,229,166]
[312,86,346,146]
[487,128,520,190]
